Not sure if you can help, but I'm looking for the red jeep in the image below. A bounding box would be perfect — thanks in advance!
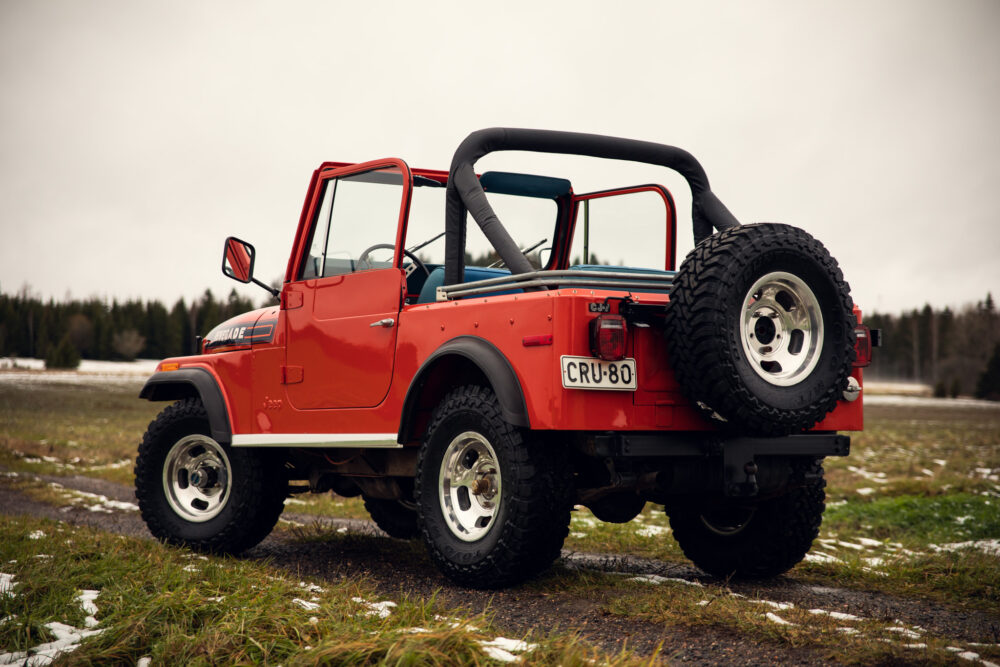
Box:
[135,128,875,588]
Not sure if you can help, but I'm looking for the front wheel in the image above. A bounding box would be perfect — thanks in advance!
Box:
[135,398,286,554]
[666,461,826,578]
[416,386,572,588]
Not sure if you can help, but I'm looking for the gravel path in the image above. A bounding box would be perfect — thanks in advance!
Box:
[3,469,998,664]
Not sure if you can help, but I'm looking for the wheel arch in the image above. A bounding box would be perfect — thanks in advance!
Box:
[139,368,233,445]
[398,336,528,444]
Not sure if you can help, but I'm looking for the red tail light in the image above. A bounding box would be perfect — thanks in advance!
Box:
[853,325,874,367]
[590,314,627,361]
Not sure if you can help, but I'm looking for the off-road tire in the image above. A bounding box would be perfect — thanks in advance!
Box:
[665,223,855,435]
[416,385,572,588]
[135,398,286,554]
[364,497,419,539]
[666,460,826,578]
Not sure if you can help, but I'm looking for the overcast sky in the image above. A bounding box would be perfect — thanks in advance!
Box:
[1,0,997,314]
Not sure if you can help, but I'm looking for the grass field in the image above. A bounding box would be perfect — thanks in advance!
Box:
[2,379,999,664]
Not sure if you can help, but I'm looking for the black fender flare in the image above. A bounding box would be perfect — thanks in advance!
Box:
[398,336,529,443]
[139,368,232,445]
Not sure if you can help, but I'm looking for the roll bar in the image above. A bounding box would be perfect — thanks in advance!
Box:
[444,127,740,285]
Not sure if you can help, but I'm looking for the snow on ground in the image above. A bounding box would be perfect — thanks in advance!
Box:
[865,394,1000,410]
[0,575,104,666]
[0,358,158,386]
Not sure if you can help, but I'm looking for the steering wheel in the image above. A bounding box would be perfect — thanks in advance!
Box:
[356,243,431,278]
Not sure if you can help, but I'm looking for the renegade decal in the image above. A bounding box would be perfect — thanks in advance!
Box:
[204,318,278,351]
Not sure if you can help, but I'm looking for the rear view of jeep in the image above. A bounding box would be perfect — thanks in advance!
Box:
[136,128,876,588]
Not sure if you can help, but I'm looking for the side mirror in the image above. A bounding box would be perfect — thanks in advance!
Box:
[221,237,280,297]
[222,237,255,283]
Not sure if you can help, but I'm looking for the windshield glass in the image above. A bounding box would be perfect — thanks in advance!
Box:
[405,182,556,269]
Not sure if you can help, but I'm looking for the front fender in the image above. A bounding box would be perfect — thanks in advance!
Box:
[139,368,232,445]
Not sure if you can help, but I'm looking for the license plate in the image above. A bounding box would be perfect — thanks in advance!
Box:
[560,356,637,391]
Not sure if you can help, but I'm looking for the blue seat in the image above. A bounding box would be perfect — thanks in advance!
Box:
[417,266,519,303]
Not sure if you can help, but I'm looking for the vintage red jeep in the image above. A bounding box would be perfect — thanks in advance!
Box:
[135,128,875,588]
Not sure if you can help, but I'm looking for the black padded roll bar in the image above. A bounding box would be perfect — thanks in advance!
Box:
[444,127,740,285]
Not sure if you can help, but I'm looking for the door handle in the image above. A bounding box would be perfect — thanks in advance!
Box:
[369,318,395,328]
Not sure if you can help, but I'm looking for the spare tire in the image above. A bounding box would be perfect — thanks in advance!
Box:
[665,223,855,435]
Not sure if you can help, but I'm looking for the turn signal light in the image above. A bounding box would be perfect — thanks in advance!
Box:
[590,314,627,361]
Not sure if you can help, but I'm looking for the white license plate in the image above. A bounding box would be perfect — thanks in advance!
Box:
[560,356,637,391]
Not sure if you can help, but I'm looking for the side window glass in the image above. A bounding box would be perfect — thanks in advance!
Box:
[300,167,404,279]
[570,190,670,270]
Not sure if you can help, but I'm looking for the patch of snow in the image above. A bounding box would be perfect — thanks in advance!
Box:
[299,582,325,593]
[804,552,843,565]
[77,590,100,628]
[837,627,860,635]
[696,600,710,606]
[930,539,1000,557]
[28,530,46,540]
[837,540,866,551]
[753,600,794,611]
[903,643,928,649]
[351,597,396,619]
[855,537,883,547]
[921,469,935,477]
[1,573,15,597]
[635,524,670,538]
[569,532,587,539]
[478,637,537,663]
[182,565,199,573]
[856,487,875,496]
[137,658,152,667]
[865,395,1000,410]
[764,612,794,626]
[888,626,923,640]
[293,598,321,611]
[284,498,307,506]
[809,609,862,622]
[629,574,703,587]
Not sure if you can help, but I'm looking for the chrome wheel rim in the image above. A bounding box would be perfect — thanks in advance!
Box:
[162,435,232,522]
[438,431,501,542]
[740,271,824,387]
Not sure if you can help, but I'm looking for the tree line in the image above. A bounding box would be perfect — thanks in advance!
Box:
[0,286,265,368]
[1,284,999,399]
[864,293,1000,399]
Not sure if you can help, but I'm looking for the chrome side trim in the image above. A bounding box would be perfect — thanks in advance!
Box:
[231,433,401,448]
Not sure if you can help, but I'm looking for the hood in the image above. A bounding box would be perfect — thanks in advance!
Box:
[203,307,279,353]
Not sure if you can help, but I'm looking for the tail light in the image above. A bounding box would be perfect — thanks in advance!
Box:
[853,325,881,367]
[590,314,627,361]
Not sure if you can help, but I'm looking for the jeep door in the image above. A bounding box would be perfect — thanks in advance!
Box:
[282,161,411,409]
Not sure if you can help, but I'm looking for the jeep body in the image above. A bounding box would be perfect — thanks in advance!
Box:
[136,128,873,587]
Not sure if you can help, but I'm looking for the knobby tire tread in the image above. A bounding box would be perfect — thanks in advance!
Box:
[135,398,286,554]
[665,223,856,435]
[416,385,572,588]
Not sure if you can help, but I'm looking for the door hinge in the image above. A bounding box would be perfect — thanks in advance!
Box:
[281,365,304,384]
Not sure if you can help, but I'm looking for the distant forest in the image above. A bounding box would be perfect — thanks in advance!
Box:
[1,285,998,399]
[0,286,266,368]
[865,293,999,399]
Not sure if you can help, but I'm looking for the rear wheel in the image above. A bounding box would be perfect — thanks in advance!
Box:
[135,398,286,554]
[666,461,826,578]
[666,223,855,435]
[416,385,572,588]
[364,495,419,539]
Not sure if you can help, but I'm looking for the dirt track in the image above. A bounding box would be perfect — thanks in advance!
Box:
[4,469,999,665]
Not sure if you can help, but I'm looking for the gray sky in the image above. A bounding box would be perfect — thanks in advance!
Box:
[1,0,998,314]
